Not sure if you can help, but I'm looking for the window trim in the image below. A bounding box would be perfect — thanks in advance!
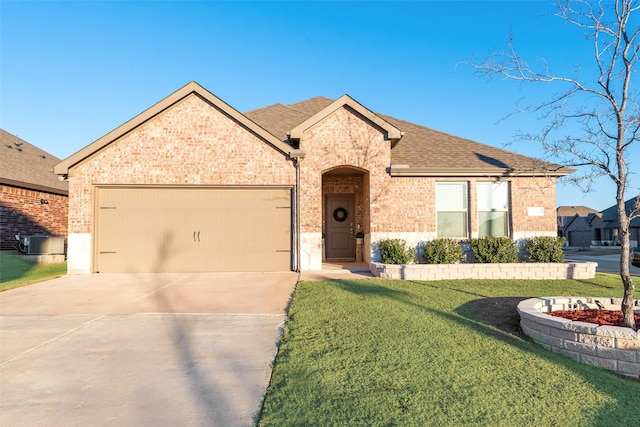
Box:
[436,181,469,239]
[477,181,511,238]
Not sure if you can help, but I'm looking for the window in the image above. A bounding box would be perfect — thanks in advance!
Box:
[436,182,468,238]
[477,182,510,237]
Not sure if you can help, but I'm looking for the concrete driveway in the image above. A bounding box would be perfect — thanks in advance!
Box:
[0,272,298,427]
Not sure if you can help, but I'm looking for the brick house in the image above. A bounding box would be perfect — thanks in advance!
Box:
[54,82,571,274]
[0,129,68,251]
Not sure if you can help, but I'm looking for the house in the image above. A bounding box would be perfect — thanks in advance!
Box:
[54,82,571,274]
[562,212,604,248]
[556,205,601,247]
[594,197,640,248]
[0,129,68,251]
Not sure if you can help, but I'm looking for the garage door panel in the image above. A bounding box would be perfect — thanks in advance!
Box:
[96,187,291,273]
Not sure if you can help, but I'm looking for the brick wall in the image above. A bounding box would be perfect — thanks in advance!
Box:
[0,185,68,250]
[67,94,295,272]
[296,105,560,268]
[68,94,295,235]
[67,94,561,272]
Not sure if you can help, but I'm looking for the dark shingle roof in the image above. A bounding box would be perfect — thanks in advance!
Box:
[245,96,334,142]
[600,197,640,228]
[245,96,568,176]
[0,129,68,195]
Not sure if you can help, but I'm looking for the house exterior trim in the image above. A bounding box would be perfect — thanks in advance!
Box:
[390,166,574,177]
[289,94,403,142]
[54,82,292,175]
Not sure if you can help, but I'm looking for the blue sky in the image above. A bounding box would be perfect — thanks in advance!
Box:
[1,0,637,211]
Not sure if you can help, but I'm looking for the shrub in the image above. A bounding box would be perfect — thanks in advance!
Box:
[378,239,415,264]
[525,236,565,263]
[422,239,463,264]
[469,236,519,263]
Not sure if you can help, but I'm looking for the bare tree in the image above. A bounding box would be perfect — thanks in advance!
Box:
[469,0,639,329]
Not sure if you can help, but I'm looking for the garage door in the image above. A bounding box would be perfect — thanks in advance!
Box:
[95,187,292,273]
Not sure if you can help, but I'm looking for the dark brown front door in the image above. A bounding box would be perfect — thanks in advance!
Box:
[326,194,355,259]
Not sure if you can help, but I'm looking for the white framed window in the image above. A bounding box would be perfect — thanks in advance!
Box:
[436,182,468,238]
[477,182,510,237]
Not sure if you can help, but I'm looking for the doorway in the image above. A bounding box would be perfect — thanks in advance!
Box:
[325,194,355,259]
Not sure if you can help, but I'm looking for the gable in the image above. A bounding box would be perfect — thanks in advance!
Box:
[55,82,293,175]
[247,93,569,178]
[289,95,403,144]
[70,93,294,185]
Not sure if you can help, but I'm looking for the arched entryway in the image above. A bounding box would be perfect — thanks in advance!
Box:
[322,166,370,262]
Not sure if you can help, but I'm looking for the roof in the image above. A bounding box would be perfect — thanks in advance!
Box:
[55,82,572,178]
[0,129,68,195]
[556,205,601,217]
[600,197,640,228]
[248,95,571,177]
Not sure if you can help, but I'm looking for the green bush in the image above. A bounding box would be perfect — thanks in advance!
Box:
[469,236,519,263]
[422,239,463,264]
[525,236,565,263]
[378,238,415,264]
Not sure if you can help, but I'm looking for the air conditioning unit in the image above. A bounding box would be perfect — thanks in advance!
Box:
[24,235,65,255]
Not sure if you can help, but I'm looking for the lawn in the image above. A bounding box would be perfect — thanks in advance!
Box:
[258,275,640,427]
[0,252,67,291]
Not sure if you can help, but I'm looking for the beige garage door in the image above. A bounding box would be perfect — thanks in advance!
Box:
[95,187,292,273]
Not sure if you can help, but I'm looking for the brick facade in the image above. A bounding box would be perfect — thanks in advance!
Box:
[63,86,563,272]
[68,94,295,235]
[0,185,68,250]
[296,106,559,267]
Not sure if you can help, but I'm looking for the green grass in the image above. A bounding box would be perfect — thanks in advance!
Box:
[0,252,67,291]
[259,275,640,427]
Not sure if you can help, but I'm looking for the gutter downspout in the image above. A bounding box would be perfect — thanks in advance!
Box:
[289,149,306,272]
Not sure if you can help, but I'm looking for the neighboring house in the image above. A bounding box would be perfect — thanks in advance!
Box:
[557,205,601,247]
[54,82,571,274]
[563,212,604,248]
[0,129,68,251]
[595,197,640,248]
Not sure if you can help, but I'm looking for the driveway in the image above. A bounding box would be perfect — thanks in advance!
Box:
[564,251,640,276]
[0,272,298,427]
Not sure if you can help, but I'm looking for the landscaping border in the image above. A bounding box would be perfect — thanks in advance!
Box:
[517,297,640,379]
[370,261,597,280]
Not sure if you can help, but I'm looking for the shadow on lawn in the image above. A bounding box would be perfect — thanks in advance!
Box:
[325,279,639,424]
[0,253,36,283]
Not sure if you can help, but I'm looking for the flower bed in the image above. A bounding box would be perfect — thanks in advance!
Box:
[517,297,640,379]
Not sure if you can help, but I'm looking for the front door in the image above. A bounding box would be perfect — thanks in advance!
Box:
[325,194,355,259]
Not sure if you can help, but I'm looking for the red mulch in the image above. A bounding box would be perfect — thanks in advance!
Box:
[548,309,640,327]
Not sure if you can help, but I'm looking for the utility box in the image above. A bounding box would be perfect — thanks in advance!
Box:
[25,235,65,255]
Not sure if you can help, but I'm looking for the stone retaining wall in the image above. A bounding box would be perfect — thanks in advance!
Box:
[370,262,597,281]
[517,297,640,379]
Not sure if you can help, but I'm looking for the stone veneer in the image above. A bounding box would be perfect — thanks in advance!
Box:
[370,261,597,281]
[518,297,640,379]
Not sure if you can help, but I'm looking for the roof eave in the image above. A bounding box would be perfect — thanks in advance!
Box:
[288,94,403,142]
[0,178,69,196]
[54,82,291,175]
[389,166,575,177]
